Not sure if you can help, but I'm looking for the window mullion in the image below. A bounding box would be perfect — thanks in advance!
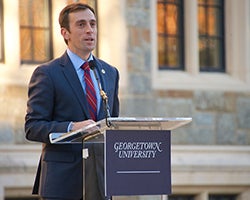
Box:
[184,0,199,75]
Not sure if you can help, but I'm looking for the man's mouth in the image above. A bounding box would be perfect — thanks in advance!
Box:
[85,38,94,42]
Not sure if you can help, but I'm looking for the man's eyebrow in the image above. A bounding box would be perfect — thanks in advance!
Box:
[75,19,96,24]
[75,19,86,23]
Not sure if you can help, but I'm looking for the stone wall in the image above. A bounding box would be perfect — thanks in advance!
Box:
[120,90,250,145]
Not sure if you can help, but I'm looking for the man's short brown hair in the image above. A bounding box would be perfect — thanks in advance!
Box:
[59,3,95,31]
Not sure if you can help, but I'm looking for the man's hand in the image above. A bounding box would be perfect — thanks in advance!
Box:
[71,119,96,132]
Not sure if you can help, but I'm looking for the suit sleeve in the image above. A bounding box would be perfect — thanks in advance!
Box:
[24,66,70,143]
[110,67,120,117]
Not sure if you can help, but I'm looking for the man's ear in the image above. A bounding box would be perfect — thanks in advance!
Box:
[61,27,70,40]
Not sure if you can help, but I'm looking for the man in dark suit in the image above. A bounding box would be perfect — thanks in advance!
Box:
[25,3,119,200]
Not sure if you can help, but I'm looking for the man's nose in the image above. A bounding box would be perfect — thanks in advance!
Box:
[85,23,94,33]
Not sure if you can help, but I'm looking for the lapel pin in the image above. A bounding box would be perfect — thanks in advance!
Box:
[101,69,106,74]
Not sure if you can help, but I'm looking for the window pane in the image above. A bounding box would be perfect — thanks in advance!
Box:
[19,0,49,27]
[199,0,223,6]
[209,194,237,200]
[165,37,182,68]
[165,4,178,35]
[19,0,30,26]
[20,28,51,63]
[157,0,184,70]
[158,36,166,66]
[0,0,3,62]
[158,35,184,68]
[198,0,224,72]
[198,6,223,36]
[198,7,207,35]
[20,28,32,61]
[157,3,165,34]
[19,0,52,64]
[199,38,223,70]
[32,0,50,27]
[207,7,223,35]
[168,194,195,200]
[33,29,50,62]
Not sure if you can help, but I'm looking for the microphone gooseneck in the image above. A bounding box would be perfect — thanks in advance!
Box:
[88,60,111,127]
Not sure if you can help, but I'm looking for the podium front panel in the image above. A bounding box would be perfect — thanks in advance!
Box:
[104,129,172,196]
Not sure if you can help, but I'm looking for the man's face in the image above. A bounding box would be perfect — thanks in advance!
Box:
[62,9,97,59]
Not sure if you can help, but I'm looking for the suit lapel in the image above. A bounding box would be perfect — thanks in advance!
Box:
[60,53,90,119]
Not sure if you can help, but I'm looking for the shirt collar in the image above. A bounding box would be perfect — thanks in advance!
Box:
[66,49,93,70]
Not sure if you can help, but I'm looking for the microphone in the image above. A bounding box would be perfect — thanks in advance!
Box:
[88,60,111,126]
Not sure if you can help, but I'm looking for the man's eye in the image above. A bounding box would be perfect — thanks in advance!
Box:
[77,22,86,27]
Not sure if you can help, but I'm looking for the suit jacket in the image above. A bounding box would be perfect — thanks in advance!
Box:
[25,52,119,199]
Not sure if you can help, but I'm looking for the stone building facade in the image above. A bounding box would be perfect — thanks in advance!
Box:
[0,0,250,200]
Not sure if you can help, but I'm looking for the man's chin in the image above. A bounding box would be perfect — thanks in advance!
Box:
[88,47,96,53]
[85,45,95,52]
